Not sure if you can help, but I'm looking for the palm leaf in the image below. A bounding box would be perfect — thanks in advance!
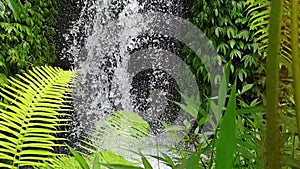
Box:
[247,0,293,69]
[0,66,76,168]
[66,144,90,169]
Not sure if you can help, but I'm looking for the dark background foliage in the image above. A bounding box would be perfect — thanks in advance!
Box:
[0,0,58,84]
[181,0,261,105]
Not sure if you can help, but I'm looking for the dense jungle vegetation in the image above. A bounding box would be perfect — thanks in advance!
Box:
[0,0,299,169]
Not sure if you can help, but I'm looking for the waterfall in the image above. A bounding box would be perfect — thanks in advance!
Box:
[62,0,221,167]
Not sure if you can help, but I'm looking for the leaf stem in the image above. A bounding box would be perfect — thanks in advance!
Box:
[291,0,300,141]
[265,0,282,168]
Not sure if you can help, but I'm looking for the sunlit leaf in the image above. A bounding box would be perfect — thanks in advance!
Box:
[0,1,5,16]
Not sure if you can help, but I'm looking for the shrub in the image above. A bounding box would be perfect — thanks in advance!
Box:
[0,0,58,84]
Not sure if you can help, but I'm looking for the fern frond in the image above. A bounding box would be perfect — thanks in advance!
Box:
[80,111,151,162]
[37,156,82,169]
[0,66,76,168]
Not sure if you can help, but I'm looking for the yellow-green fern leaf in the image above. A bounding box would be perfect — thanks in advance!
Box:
[0,66,76,168]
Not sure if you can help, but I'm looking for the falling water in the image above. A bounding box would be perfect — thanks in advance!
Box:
[62,0,212,167]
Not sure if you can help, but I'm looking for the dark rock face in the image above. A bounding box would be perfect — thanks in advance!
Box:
[54,0,85,70]
[138,0,194,18]
[131,69,181,133]
[127,0,195,133]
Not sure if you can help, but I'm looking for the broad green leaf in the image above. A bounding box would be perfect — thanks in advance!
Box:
[176,152,201,169]
[99,150,138,167]
[239,84,254,94]
[215,82,237,169]
[174,102,198,119]
[0,73,8,86]
[150,153,175,168]
[162,153,175,168]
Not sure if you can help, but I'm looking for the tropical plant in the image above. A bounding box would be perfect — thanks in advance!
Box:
[80,111,151,160]
[0,0,58,84]
[0,66,76,168]
[36,112,154,169]
[65,145,146,169]
[264,0,282,168]
[159,70,264,168]
[186,0,259,86]
[246,0,293,67]
[247,0,300,168]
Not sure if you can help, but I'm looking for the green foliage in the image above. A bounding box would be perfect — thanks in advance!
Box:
[247,0,293,68]
[42,156,82,169]
[246,0,295,103]
[39,112,153,169]
[0,0,58,83]
[248,0,300,168]
[0,66,264,169]
[186,0,259,87]
[290,0,300,154]
[163,71,264,168]
[80,111,150,159]
[0,66,76,168]
[39,148,143,169]
[66,144,90,169]
[215,81,237,169]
